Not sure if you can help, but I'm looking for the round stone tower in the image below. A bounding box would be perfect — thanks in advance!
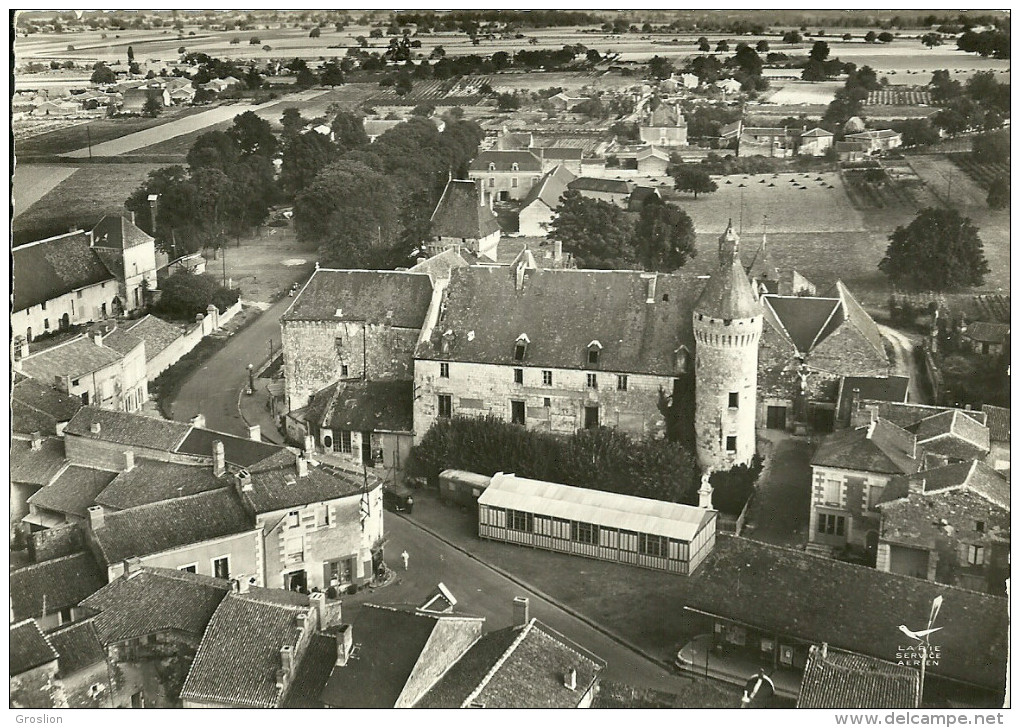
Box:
[693,221,762,470]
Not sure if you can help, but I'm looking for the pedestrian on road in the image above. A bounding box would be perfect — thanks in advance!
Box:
[401,550,410,571]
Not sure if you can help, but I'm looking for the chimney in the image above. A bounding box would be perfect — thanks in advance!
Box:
[275,668,288,693]
[296,455,309,478]
[309,591,327,631]
[55,421,68,437]
[87,505,105,531]
[90,329,104,348]
[213,440,226,477]
[303,435,315,459]
[30,431,43,451]
[441,329,453,355]
[191,413,206,429]
[820,642,828,659]
[90,421,102,435]
[296,613,307,633]
[148,193,159,233]
[514,262,526,292]
[123,450,135,472]
[336,624,353,666]
[645,274,657,304]
[478,179,484,207]
[512,596,530,627]
[851,387,861,414]
[236,469,253,492]
[129,210,136,226]
[123,557,141,575]
[564,667,577,691]
[248,425,261,442]
[280,644,294,676]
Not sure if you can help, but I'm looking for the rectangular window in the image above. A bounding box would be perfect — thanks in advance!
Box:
[440,362,450,378]
[726,436,737,452]
[587,348,600,365]
[508,510,533,532]
[511,399,526,425]
[823,478,841,506]
[489,177,495,187]
[639,533,667,557]
[179,564,197,574]
[288,510,300,528]
[341,364,349,377]
[967,544,986,565]
[58,607,73,624]
[514,368,523,384]
[44,318,50,330]
[543,397,551,408]
[41,301,46,311]
[438,394,452,418]
[71,378,80,387]
[584,405,599,429]
[511,177,518,188]
[976,521,985,533]
[587,373,598,389]
[817,514,846,536]
[212,556,230,580]
[617,375,628,391]
[338,431,353,454]
[867,484,885,511]
[514,343,526,361]
[571,521,599,545]
[542,370,552,386]
[728,392,739,408]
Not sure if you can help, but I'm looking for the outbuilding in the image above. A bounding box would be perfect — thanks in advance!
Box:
[477,472,717,574]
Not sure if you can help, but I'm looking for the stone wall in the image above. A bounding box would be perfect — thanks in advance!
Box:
[28,523,85,563]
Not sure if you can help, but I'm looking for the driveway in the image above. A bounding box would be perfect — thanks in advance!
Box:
[744,433,814,548]
[878,323,929,404]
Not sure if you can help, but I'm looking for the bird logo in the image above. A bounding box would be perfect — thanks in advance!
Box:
[898,625,943,643]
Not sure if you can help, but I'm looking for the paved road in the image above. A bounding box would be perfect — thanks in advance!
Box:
[170,296,292,435]
[878,323,929,404]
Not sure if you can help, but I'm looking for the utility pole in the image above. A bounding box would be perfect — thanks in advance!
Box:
[86,124,93,160]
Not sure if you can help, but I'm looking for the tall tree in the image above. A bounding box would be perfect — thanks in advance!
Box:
[280,131,335,196]
[548,190,637,269]
[879,207,989,290]
[187,131,240,171]
[809,40,830,62]
[280,107,308,141]
[669,163,718,199]
[330,110,369,151]
[632,200,697,272]
[227,110,277,157]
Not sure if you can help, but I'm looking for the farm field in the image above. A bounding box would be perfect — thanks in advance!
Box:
[11,164,78,217]
[840,169,922,210]
[946,153,1009,191]
[866,87,932,106]
[759,80,841,106]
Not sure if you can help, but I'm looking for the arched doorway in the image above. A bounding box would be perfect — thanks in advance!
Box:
[60,313,70,330]
[111,298,123,318]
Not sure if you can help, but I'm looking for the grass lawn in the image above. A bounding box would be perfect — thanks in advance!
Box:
[12,162,164,245]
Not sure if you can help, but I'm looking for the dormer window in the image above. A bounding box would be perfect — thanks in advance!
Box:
[514,333,530,361]
[488,162,496,171]
[587,340,602,365]
[511,162,519,171]
[675,345,690,374]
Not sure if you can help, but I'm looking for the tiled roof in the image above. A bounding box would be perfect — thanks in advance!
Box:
[124,315,186,361]
[797,646,919,709]
[95,460,230,510]
[801,127,834,138]
[91,214,153,250]
[430,179,501,240]
[83,568,230,644]
[12,232,115,312]
[90,489,252,565]
[533,146,584,160]
[282,269,435,327]
[880,460,1009,510]
[415,628,520,708]
[27,465,117,518]
[9,552,106,624]
[10,620,58,676]
[176,427,281,468]
[982,405,1009,442]
[847,129,901,141]
[835,141,868,152]
[10,436,67,486]
[11,377,84,435]
[521,165,575,210]
[568,177,632,194]
[685,535,1008,691]
[965,321,1009,343]
[363,118,402,137]
[95,327,143,357]
[647,104,684,127]
[242,449,370,514]
[280,633,338,708]
[417,266,703,375]
[408,248,470,284]
[832,281,886,357]
[696,227,761,320]
[836,376,910,423]
[763,296,840,352]
[876,402,986,430]
[180,592,310,708]
[811,421,920,475]
[48,620,107,676]
[64,407,192,452]
[320,380,414,433]
[911,410,990,457]
[19,336,124,382]
[469,150,542,172]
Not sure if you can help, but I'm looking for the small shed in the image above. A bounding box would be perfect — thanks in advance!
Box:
[439,469,492,507]
[477,472,717,574]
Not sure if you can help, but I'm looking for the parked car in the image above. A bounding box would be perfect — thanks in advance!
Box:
[383,482,414,513]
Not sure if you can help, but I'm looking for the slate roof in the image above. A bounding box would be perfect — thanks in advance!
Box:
[801,127,834,138]
[280,633,338,708]
[10,436,67,486]
[879,460,1010,511]
[95,460,230,510]
[876,402,986,430]
[90,214,153,250]
[965,321,1009,344]
[11,377,84,435]
[18,336,124,382]
[911,410,990,459]
[180,592,310,708]
[98,327,144,357]
[124,315,186,362]
[567,177,632,194]
[64,406,192,452]
[533,146,584,160]
[430,179,501,240]
[27,465,117,518]
[10,620,58,676]
[242,449,371,514]
[48,620,107,676]
[684,535,1008,691]
[417,266,703,376]
[696,226,761,320]
[812,420,921,475]
[177,427,281,467]
[836,375,910,423]
[90,489,253,565]
[282,269,435,327]
[763,296,840,352]
[797,646,919,709]
[520,165,576,210]
[469,150,542,172]
[12,232,115,312]
[408,248,470,284]
[982,405,1009,443]
[647,104,684,127]
[317,380,414,433]
[9,552,106,624]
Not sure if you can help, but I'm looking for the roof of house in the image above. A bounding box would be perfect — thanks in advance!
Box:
[124,315,186,362]
[835,141,869,152]
[981,405,1009,442]
[479,473,715,542]
[685,535,1008,691]
[879,460,1010,511]
[696,225,761,320]
[408,247,470,284]
[241,449,371,514]
[964,321,1010,344]
[875,402,986,430]
[10,436,67,486]
[812,420,921,475]
[719,120,742,138]
[12,231,115,312]
[18,336,125,382]
[311,379,414,433]
[282,269,435,327]
[469,150,542,172]
[797,646,919,709]
[521,165,576,210]
[64,406,192,452]
[47,620,107,677]
[764,280,885,359]
[430,179,501,241]
[81,567,232,644]
[9,552,107,624]
[497,130,534,150]
[532,146,584,160]
[836,376,910,423]
[280,632,338,708]
[846,129,901,141]
[90,214,153,250]
[567,176,632,194]
[95,460,230,510]
[90,488,252,565]
[11,377,84,435]
[628,185,662,212]
[98,326,144,357]
[910,409,990,460]
[646,104,685,128]
[801,127,835,138]
[417,266,704,376]
[176,427,281,467]
[180,591,310,708]
[10,620,58,676]
[363,118,403,137]
[27,465,117,517]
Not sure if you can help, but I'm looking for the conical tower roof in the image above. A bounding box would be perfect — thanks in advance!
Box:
[695,220,761,320]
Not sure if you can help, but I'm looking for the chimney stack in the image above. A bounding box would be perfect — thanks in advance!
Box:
[309,592,327,631]
[231,576,251,593]
[123,450,135,472]
[821,642,828,659]
[87,505,105,531]
[248,425,261,442]
[89,421,101,435]
[296,456,309,478]
[213,440,226,477]
[90,329,104,348]
[129,210,136,226]
[336,624,353,666]
[645,274,657,304]
[564,667,577,691]
[147,193,159,234]
[280,644,294,676]
[512,596,530,627]
[478,179,484,208]
[236,469,253,492]
[30,431,43,451]
[303,435,315,459]
[191,413,206,429]
[123,557,141,575]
